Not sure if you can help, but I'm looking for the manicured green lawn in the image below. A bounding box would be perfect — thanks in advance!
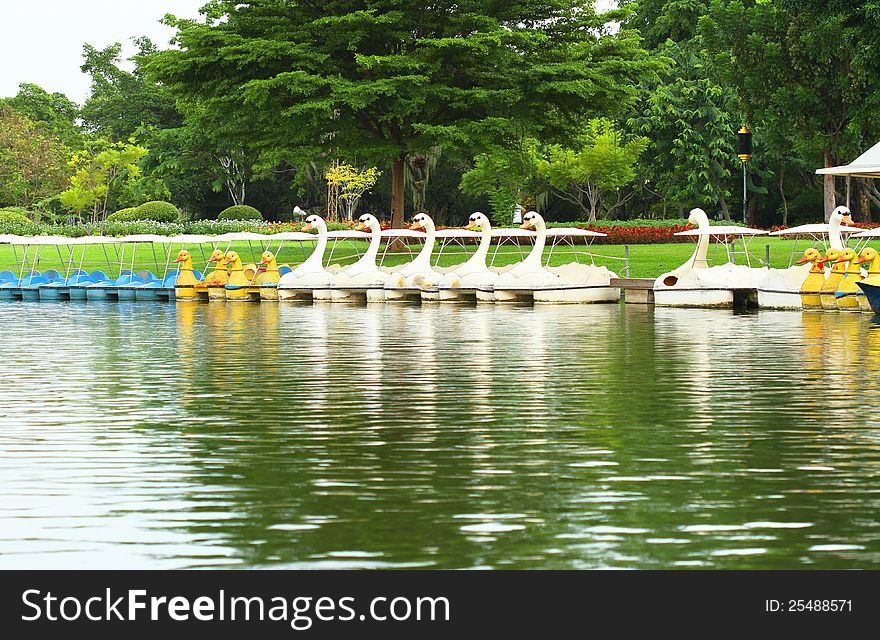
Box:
[0,236,868,280]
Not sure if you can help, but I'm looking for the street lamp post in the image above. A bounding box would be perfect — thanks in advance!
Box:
[737,126,752,225]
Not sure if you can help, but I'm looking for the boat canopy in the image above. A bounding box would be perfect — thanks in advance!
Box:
[0,234,25,243]
[163,234,218,244]
[327,229,370,239]
[675,226,768,237]
[769,223,862,236]
[491,228,536,238]
[117,234,173,243]
[816,140,880,178]
[547,227,607,238]
[435,229,480,238]
[381,229,426,238]
[851,227,880,238]
[213,232,273,242]
[9,235,77,245]
[269,231,315,241]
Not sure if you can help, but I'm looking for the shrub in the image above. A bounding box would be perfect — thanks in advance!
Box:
[105,207,139,222]
[218,204,263,221]
[0,207,32,224]
[134,201,179,222]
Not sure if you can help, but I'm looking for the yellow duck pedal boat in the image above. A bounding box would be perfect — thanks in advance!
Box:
[797,248,825,310]
[819,248,845,310]
[223,251,260,302]
[854,248,880,312]
[205,249,230,301]
[257,251,281,301]
[173,250,202,301]
[833,248,864,311]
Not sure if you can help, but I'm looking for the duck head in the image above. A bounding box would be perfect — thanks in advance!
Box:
[465,212,490,231]
[354,213,380,232]
[173,250,193,268]
[834,248,857,264]
[207,249,227,268]
[259,251,278,269]
[818,248,841,268]
[795,247,822,266]
[222,251,243,269]
[855,247,879,267]
[520,211,545,231]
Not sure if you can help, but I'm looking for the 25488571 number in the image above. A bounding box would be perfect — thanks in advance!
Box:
[765,600,852,612]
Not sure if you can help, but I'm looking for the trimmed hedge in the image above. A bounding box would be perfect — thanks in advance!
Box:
[0,208,31,224]
[105,207,139,222]
[219,204,263,221]
[134,201,179,222]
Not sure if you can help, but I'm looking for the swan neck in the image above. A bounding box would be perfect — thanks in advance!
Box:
[524,221,546,268]
[301,225,328,270]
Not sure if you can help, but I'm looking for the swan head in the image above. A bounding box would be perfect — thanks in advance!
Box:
[207,249,226,264]
[173,250,192,265]
[830,205,852,226]
[795,247,822,265]
[520,211,544,231]
[466,211,490,231]
[818,248,841,267]
[408,212,434,232]
[688,208,710,228]
[833,248,857,265]
[354,214,380,232]
[855,247,878,265]
[302,214,325,233]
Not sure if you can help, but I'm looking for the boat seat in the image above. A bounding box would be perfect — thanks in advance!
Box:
[89,271,110,282]
[137,270,157,282]
[161,273,178,288]
[0,270,16,283]
[192,270,203,281]
[279,265,293,275]
[43,270,63,282]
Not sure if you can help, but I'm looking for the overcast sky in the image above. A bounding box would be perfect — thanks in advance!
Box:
[1,0,619,103]
[0,0,205,102]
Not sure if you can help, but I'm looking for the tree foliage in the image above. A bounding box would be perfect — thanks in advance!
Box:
[538,120,648,221]
[0,107,70,208]
[146,0,658,226]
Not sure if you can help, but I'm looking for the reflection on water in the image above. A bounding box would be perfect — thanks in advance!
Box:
[1,301,880,569]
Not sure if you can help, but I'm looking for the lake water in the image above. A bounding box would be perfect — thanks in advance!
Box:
[1,301,879,569]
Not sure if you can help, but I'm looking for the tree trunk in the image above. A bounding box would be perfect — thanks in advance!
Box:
[747,196,758,227]
[718,195,731,221]
[779,169,788,226]
[823,149,836,222]
[391,154,406,228]
[859,180,872,222]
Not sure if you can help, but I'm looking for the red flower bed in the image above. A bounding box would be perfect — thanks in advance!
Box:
[582,224,696,244]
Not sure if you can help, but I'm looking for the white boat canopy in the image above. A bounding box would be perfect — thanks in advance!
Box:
[163,234,218,244]
[547,227,608,238]
[851,227,880,238]
[675,226,768,237]
[491,228,536,237]
[117,234,173,243]
[816,140,880,179]
[213,232,273,242]
[269,231,315,241]
[9,235,78,245]
[0,234,25,243]
[327,229,370,239]
[70,235,121,244]
[769,223,862,236]
[381,229,426,238]
[435,229,480,239]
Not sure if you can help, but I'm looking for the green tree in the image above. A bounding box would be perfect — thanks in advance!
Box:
[701,0,880,220]
[460,139,543,225]
[147,0,658,227]
[58,140,150,221]
[1,83,82,147]
[538,119,648,221]
[629,42,737,219]
[80,40,182,139]
[0,107,70,208]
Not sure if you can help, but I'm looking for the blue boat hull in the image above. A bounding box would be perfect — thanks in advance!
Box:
[20,288,41,301]
[857,281,880,313]
[39,287,69,301]
[86,287,116,300]
[116,289,137,301]
[68,288,88,300]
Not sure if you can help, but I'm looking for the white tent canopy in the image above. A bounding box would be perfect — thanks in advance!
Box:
[816,140,880,178]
